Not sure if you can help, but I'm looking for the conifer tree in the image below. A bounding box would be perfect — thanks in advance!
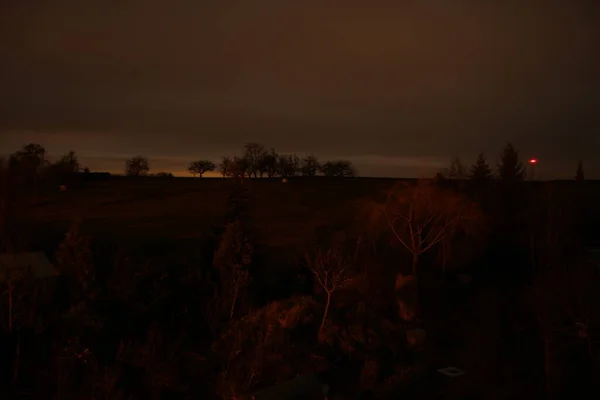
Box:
[469,153,493,182]
[497,142,525,182]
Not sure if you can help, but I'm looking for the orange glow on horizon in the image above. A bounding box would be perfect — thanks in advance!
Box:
[98,169,223,178]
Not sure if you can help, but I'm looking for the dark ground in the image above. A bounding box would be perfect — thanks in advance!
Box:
[6,176,600,399]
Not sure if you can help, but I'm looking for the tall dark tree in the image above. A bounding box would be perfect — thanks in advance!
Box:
[125,156,150,176]
[219,155,250,178]
[9,143,47,187]
[242,143,267,178]
[232,156,250,178]
[259,148,279,178]
[44,150,81,183]
[219,156,232,177]
[9,143,46,169]
[469,153,493,182]
[300,155,320,177]
[16,143,46,159]
[497,142,525,182]
[188,160,216,178]
[575,161,585,181]
[57,150,81,173]
[277,154,300,178]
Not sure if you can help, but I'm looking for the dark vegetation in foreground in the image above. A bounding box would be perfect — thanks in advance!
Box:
[0,142,599,399]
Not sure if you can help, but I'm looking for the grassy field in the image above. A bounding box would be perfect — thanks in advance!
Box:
[18,176,600,257]
[18,177,400,259]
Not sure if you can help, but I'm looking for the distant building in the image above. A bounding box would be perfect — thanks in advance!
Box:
[0,251,56,280]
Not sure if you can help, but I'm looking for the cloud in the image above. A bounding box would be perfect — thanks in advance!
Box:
[1,0,598,177]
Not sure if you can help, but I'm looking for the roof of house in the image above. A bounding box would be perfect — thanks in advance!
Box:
[0,251,55,279]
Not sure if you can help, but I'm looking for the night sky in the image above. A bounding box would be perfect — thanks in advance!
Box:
[1,1,599,178]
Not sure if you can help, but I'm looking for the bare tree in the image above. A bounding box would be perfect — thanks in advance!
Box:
[45,150,81,183]
[394,273,418,322]
[151,172,173,178]
[11,143,46,168]
[55,220,95,301]
[300,155,320,177]
[9,143,46,200]
[187,160,216,178]
[259,148,279,178]
[58,151,81,173]
[378,179,483,276]
[0,264,48,386]
[201,273,222,336]
[242,143,267,178]
[232,156,250,179]
[219,156,232,177]
[277,154,300,178]
[305,248,354,335]
[0,266,35,334]
[124,156,150,176]
[219,156,251,178]
[213,296,317,399]
[320,160,356,177]
[212,220,253,319]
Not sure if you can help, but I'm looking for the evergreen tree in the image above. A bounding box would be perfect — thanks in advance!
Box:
[497,142,525,182]
[469,153,493,182]
[575,161,585,181]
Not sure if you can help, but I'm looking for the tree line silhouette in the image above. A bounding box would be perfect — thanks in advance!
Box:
[121,143,357,178]
[188,143,357,179]
[0,139,598,399]
[2,141,587,183]
[439,143,586,182]
[0,142,359,189]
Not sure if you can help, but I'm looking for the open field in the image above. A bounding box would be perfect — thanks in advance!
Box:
[20,177,398,249]
[17,177,600,250]
[9,177,408,277]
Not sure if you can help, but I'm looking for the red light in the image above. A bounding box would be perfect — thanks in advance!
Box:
[529,159,538,164]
